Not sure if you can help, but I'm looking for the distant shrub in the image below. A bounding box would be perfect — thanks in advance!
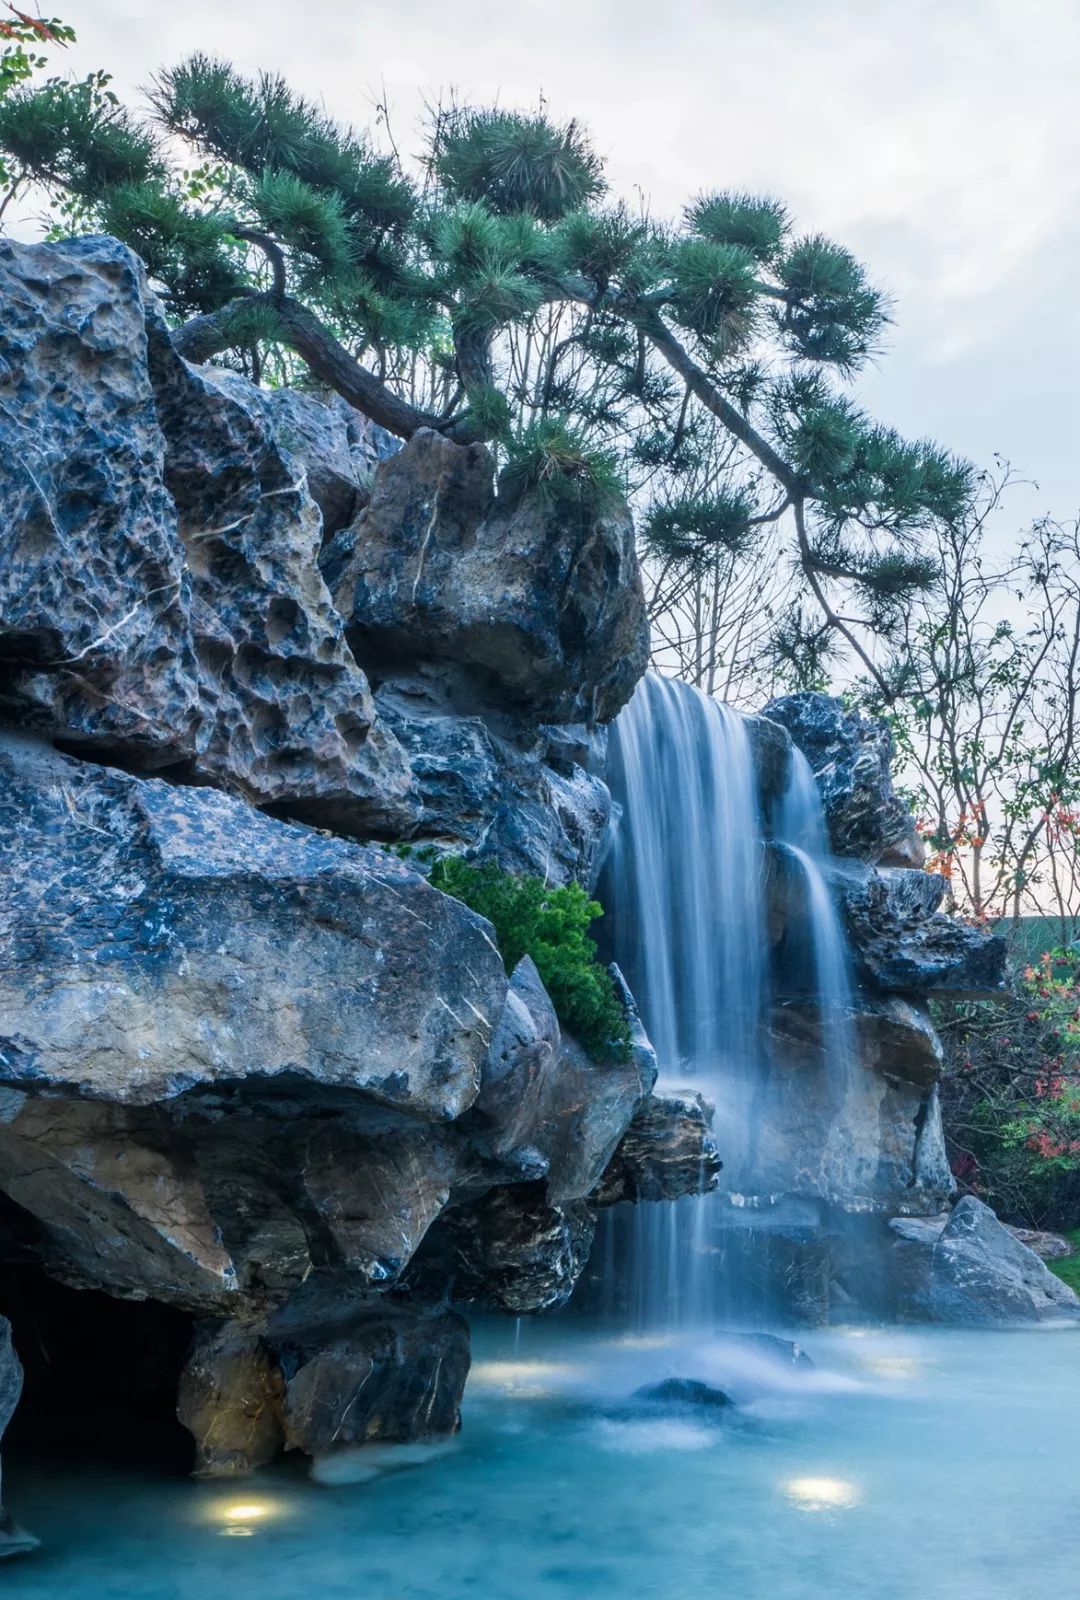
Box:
[429,857,630,1061]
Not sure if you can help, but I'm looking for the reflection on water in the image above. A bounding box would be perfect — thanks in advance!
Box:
[4,1319,1080,1600]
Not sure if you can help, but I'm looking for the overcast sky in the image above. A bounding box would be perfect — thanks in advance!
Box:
[46,0,1080,540]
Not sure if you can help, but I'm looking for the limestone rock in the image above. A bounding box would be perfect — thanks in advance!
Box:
[272,1293,470,1456]
[891,1196,1080,1323]
[374,667,611,885]
[431,1185,596,1314]
[0,234,200,764]
[595,1092,722,1205]
[763,692,923,864]
[0,732,507,1115]
[836,863,1007,997]
[0,1316,35,1560]
[326,429,650,723]
[750,1000,954,1211]
[146,337,418,836]
[177,1323,283,1477]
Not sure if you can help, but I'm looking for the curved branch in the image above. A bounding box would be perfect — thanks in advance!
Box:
[171,291,485,443]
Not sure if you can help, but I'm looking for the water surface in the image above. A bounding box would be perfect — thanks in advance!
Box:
[5,1318,1078,1599]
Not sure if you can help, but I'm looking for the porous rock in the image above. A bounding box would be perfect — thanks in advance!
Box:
[764,692,923,864]
[326,429,650,723]
[0,234,200,763]
[835,863,1007,997]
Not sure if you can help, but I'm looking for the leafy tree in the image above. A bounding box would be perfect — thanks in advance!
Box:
[0,5,72,219]
[855,473,1080,928]
[428,858,630,1061]
[0,52,975,678]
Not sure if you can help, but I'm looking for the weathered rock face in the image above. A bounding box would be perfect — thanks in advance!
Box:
[0,235,201,764]
[0,1316,35,1559]
[764,692,923,864]
[890,1197,1080,1324]
[374,667,610,885]
[595,1092,722,1205]
[835,863,1006,998]
[0,234,419,835]
[751,1001,954,1212]
[326,429,650,723]
[425,1185,597,1314]
[0,731,504,1114]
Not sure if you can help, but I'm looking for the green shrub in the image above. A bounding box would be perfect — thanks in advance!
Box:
[429,858,630,1062]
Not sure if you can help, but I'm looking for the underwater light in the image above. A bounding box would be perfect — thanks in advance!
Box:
[222,1503,270,1521]
[783,1475,861,1511]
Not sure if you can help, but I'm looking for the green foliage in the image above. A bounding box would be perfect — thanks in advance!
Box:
[939,949,1080,1230]
[428,858,631,1061]
[685,190,789,263]
[643,489,757,567]
[498,417,624,516]
[0,43,978,683]
[434,107,605,221]
[1047,1230,1080,1293]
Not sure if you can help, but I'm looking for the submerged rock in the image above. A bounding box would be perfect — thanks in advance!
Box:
[633,1377,733,1409]
[0,1317,35,1559]
[891,1197,1080,1324]
[326,429,650,723]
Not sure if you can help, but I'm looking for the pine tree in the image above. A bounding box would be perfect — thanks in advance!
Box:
[0,52,974,686]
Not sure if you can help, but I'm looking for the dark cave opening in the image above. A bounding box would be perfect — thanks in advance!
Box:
[0,1265,195,1472]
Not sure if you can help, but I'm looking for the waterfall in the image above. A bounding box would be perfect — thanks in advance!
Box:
[775,749,856,1097]
[599,673,766,1327]
[599,674,859,1330]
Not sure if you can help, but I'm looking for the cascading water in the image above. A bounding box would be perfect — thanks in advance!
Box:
[599,673,859,1329]
[599,673,766,1327]
[776,748,856,1099]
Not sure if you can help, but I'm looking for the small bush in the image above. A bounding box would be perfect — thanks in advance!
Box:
[429,858,630,1061]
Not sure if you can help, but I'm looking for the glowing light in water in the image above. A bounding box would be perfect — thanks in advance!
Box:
[783,1475,862,1510]
[211,1500,278,1537]
[468,1359,585,1397]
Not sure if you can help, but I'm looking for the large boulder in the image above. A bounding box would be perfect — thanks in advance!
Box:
[0,234,201,764]
[145,336,418,836]
[763,693,922,864]
[374,667,611,885]
[891,1196,1080,1323]
[0,235,418,835]
[271,1290,470,1459]
[177,1323,284,1477]
[325,429,650,723]
[0,732,506,1114]
[0,1317,35,1559]
[748,1000,955,1211]
[835,863,1007,997]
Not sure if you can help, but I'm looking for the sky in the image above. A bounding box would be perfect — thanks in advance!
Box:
[36,0,1080,541]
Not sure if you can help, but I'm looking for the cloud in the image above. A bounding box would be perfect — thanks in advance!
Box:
[45,0,1080,525]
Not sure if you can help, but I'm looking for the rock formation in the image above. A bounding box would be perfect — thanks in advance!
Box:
[0,229,1053,1524]
[0,233,664,1491]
